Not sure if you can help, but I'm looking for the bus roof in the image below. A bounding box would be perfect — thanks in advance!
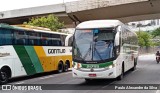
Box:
[0,23,68,35]
[76,20,123,29]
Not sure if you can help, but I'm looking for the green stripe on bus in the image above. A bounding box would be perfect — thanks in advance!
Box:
[25,46,44,73]
[81,61,113,68]
[13,45,36,75]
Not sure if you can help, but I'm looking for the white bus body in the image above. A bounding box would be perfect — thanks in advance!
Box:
[72,20,138,80]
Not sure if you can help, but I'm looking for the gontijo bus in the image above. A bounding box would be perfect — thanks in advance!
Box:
[0,24,72,84]
[72,20,138,81]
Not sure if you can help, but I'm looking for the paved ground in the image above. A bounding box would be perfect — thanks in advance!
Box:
[1,54,160,93]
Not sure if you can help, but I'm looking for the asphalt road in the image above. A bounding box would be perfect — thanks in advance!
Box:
[1,54,160,93]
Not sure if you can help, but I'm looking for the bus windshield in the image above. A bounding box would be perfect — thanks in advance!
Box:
[73,28,115,63]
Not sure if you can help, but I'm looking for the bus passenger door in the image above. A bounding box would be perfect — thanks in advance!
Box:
[123,46,130,72]
[126,47,133,71]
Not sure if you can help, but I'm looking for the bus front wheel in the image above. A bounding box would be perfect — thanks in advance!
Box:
[0,68,9,84]
[117,64,124,81]
[131,58,137,71]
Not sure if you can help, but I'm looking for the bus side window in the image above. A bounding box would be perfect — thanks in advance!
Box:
[50,34,62,46]
[68,36,73,46]
[60,35,66,46]
[5,29,13,45]
[14,31,28,45]
[0,29,5,45]
[41,33,49,46]
[0,28,13,45]
[28,32,40,46]
[52,40,62,46]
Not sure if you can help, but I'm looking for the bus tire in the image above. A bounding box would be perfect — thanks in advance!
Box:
[117,63,124,81]
[64,64,69,72]
[0,67,10,84]
[131,58,137,71]
[58,62,63,73]
[64,60,70,72]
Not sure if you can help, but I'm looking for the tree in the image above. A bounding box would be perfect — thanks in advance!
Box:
[136,31,152,47]
[152,27,160,38]
[24,14,64,31]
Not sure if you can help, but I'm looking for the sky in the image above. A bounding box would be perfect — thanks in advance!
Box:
[0,0,78,12]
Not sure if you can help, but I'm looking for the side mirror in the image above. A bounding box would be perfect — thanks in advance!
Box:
[117,26,122,32]
[114,32,119,46]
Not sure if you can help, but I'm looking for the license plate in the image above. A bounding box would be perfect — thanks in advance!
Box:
[88,74,97,77]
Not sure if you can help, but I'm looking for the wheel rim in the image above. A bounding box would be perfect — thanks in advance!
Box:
[58,64,63,72]
[1,72,7,82]
[65,65,68,71]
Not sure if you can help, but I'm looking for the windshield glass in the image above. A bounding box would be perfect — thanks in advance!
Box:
[73,28,115,63]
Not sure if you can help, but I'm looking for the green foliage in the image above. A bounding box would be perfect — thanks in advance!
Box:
[24,14,64,31]
[136,31,152,47]
[152,27,160,38]
[153,42,160,46]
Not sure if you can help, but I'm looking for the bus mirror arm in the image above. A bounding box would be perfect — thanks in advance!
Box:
[114,31,120,46]
[114,38,119,46]
[114,41,119,46]
[116,25,121,32]
[115,46,120,57]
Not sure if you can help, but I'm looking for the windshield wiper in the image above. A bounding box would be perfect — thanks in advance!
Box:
[83,42,104,61]
[93,42,104,61]
[74,43,84,61]
[83,42,92,60]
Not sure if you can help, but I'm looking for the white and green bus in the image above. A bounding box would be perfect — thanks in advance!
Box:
[0,24,73,84]
[72,20,139,81]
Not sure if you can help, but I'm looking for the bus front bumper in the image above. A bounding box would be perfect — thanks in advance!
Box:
[72,68,116,79]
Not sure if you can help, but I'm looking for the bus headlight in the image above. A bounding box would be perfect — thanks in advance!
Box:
[108,64,115,69]
[73,62,82,70]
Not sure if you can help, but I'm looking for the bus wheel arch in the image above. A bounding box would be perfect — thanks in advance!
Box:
[58,61,64,73]
[135,57,138,66]
[0,66,11,84]
[117,62,124,80]
[131,58,137,71]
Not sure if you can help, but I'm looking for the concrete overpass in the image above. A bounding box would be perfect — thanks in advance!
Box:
[66,0,160,23]
[0,0,160,27]
[0,4,74,27]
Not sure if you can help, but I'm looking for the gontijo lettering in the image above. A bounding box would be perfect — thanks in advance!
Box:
[48,49,66,54]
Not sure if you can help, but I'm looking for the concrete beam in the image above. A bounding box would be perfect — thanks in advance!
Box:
[0,4,65,19]
[66,0,148,13]
[66,0,160,24]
